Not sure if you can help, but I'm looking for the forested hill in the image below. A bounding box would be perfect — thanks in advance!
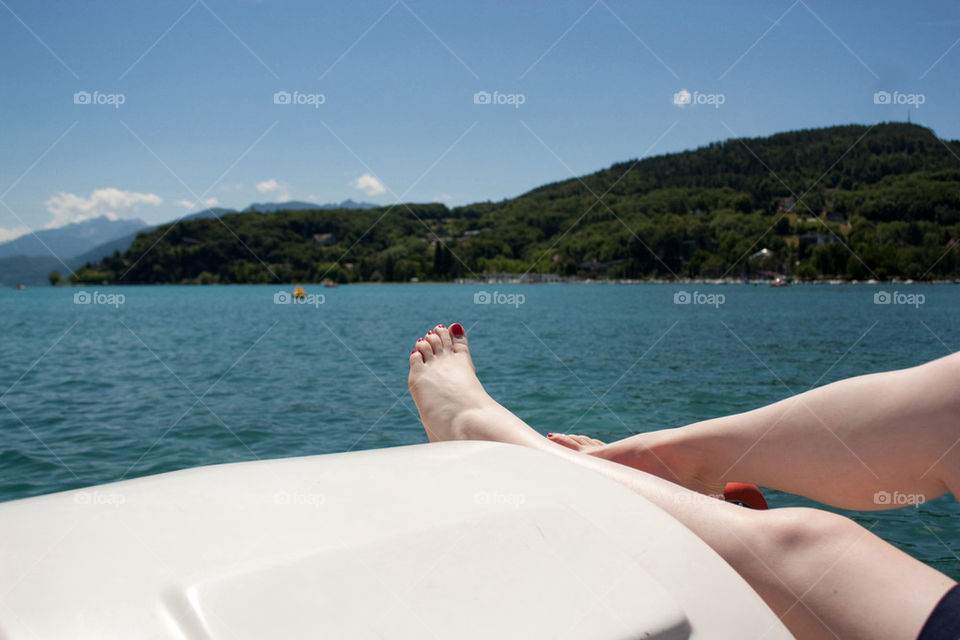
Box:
[73,123,960,285]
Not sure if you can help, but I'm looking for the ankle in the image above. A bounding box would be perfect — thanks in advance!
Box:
[663,428,730,495]
[603,428,726,495]
[449,407,489,441]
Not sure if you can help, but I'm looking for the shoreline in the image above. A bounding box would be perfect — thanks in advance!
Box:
[21,278,960,289]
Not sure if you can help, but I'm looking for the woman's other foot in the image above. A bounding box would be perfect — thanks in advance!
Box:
[552,430,726,498]
[547,433,606,453]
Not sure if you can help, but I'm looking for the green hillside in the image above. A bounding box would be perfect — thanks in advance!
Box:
[73,123,960,284]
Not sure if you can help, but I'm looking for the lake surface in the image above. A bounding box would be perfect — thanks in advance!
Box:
[1,283,958,578]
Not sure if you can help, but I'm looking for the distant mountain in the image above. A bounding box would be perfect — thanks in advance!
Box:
[244,200,378,213]
[0,217,147,260]
[0,256,64,286]
[326,199,378,210]
[0,227,154,286]
[70,229,149,264]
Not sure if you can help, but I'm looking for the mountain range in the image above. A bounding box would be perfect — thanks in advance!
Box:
[0,217,147,260]
[0,199,377,285]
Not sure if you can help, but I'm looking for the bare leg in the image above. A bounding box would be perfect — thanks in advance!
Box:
[553,354,960,510]
[408,324,956,640]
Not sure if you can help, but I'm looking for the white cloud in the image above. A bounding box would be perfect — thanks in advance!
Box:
[351,173,386,196]
[433,193,452,203]
[255,178,290,202]
[256,179,280,193]
[176,197,219,210]
[0,226,29,242]
[43,188,162,228]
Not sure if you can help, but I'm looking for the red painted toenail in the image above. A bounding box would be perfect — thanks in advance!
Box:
[417,338,426,342]
[450,323,464,337]
[547,433,554,437]
[437,324,446,328]
[411,350,417,354]
[427,330,435,335]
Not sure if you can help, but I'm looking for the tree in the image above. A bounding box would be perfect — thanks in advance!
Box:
[796,263,817,280]
[48,270,61,286]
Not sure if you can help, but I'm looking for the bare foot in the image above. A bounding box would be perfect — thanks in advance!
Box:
[547,433,606,453]
[408,323,546,449]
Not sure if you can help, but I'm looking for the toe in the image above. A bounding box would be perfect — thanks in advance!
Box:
[448,323,469,352]
[415,337,433,361]
[548,433,605,452]
[409,349,424,369]
[548,433,581,451]
[434,324,453,349]
[569,434,606,449]
[424,331,443,354]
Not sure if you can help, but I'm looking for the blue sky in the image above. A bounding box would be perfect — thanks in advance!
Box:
[1,0,958,239]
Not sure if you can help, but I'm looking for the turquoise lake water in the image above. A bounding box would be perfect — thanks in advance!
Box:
[1,283,958,578]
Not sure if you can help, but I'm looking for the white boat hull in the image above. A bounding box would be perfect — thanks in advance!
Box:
[0,441,792,639]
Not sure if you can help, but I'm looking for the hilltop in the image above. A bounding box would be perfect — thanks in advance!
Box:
[73,123,960,284]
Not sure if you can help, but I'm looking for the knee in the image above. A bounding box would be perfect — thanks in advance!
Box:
[723,507,860,583]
